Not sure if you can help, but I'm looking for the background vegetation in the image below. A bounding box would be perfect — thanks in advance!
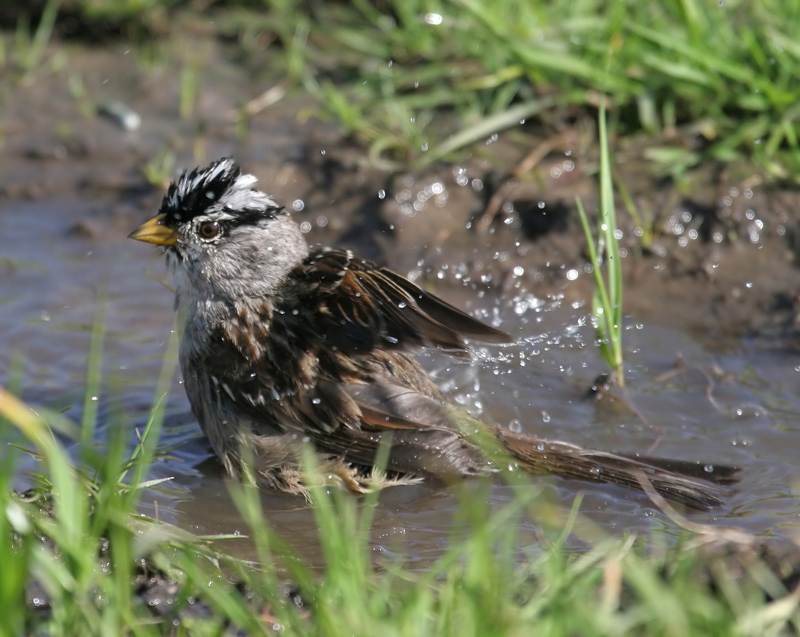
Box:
[5,0,800,177]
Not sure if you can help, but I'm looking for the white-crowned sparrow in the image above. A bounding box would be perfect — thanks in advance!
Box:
[130,158,738,509]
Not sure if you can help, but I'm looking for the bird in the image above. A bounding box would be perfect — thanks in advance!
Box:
[129,157,739,510]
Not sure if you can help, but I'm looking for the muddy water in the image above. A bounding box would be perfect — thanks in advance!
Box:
[1,39,799,568]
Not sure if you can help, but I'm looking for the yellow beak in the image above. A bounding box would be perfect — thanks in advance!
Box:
[128,214,178,246]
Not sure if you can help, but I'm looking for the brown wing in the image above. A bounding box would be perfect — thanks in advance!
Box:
[293,248,510,358]
[202,247,507,474]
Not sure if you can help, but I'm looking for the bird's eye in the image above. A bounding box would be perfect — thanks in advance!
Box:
[199,221,221,239]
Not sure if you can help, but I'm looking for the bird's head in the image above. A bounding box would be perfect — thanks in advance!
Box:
[130,158,308,301]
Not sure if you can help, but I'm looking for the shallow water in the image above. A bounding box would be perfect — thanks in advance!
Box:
[2,193,799,568]
[1,40,799,570]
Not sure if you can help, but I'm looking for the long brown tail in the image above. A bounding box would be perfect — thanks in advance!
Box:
[497,429,740,510]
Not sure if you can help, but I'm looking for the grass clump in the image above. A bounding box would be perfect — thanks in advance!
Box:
[7,0,59,76]
[576,101,625,386]
[252,0,800,177]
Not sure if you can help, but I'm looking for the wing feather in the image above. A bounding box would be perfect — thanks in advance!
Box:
[293,248,511,356]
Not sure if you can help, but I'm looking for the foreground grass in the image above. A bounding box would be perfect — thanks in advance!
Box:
[1,376,799,634]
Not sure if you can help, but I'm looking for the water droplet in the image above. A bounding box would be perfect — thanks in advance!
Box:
[704,464,714,473]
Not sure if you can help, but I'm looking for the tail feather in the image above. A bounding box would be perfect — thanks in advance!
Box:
[497,430,740,511]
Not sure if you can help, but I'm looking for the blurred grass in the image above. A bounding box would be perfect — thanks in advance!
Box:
[4,0,800,176]
[253,0,800,177]
[2,370,799,633]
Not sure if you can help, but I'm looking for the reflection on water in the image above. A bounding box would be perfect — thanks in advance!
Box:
[3,195,798,569]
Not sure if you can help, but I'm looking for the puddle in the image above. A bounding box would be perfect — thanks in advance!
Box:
[1,36,799,569]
